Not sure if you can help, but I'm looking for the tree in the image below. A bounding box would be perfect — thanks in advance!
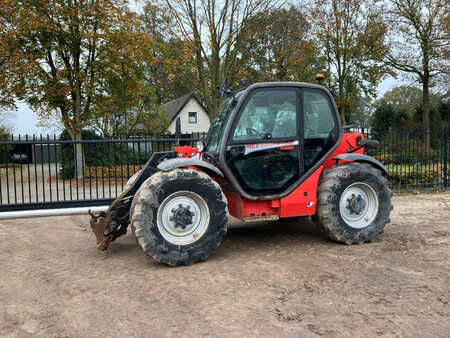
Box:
[242,5,325,83]
[0,109,15,131]
[87,71,130,137]
[350,95,374,129]
[131,87,170,137]
[0,123,13,164]
[0,123,11,139]
[372,85,449,145]
[372,86,422,133]
[309,0,389,124]
[372,101,398,137]
[90,63,147,138]
[140,4,195,104]
[161,0,279,115]
[382,85,423,115]
[89,3,193,138]
[91,84,170,138]
[0,0,154,176]
[0,32,15,109]
[385,0,449,149]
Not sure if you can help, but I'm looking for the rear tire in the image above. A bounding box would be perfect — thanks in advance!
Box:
[315,163,393,244]
[130,168,228,266]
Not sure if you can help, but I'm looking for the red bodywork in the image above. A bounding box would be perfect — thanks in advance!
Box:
[175,146,198,158]
[175,132,365,221]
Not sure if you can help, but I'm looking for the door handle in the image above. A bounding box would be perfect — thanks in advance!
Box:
[229,145,245,155]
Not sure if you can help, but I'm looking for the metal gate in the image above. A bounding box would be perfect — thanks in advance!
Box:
[0,129,448,213]
[0,134,201,212]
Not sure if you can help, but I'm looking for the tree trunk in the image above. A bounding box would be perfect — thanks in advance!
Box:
[338,79,346,125]
[339,106,346,125]
[74,130,84,179]
[422,77,431,149]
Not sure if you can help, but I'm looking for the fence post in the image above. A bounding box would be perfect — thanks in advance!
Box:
[444,126,448,189]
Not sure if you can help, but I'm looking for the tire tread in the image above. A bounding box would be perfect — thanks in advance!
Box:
[130,168,228,266]
[315,163,393,244]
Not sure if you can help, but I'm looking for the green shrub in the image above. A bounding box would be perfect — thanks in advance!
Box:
[387,164,442,187]
[84,165,144,179]
[59,129,153,179]
[0,126,12,164]
[371,134,440,165]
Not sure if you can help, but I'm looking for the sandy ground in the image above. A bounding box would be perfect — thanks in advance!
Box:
[0,192,449,337]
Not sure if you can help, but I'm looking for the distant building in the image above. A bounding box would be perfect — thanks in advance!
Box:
[162,93,210,134]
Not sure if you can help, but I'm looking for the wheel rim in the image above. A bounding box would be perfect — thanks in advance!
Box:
[157,191,210,246]
[339,182,379,229]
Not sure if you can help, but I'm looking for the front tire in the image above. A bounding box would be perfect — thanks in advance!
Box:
[315,163,393,244]
[130,168,228,266]
[124,169,142,190]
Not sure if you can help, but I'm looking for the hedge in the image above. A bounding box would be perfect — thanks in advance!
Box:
[387,164,442,187]
[83,165,144,179]
[59,130,151,179]
[369,134,441,165]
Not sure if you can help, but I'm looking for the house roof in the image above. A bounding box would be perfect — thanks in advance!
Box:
[162,92,208,122]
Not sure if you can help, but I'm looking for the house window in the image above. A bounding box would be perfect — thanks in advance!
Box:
[189,112,197,123]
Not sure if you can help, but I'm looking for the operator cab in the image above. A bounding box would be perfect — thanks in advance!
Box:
[205,82,341,199]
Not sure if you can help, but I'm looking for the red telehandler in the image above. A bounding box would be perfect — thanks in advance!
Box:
[89,78,393,266]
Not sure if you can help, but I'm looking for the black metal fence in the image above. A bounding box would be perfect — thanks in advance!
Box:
[0,128,448,212]
[0,134,204,212]
[359,127,448,192]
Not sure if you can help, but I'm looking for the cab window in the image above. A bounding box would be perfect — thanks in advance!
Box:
[303,89,338,170]
[232,89,297,141]
[226,88,300,194]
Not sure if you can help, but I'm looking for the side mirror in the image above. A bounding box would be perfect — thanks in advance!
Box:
[196,140,205,152]
[217,78,227,98]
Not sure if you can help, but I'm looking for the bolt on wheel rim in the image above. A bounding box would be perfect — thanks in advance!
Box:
[157,191,210,246]
[339,182,379,229]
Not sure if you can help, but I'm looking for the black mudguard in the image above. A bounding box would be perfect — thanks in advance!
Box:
[112,151,176,205]
[333,153,389,176]
[157,157,224,177]
[90,151,176,247]
[90,152,224,248]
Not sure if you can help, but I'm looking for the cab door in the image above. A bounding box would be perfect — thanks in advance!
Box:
[225,87,303,196]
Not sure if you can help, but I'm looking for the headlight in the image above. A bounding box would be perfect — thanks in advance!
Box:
[196,141,204,152]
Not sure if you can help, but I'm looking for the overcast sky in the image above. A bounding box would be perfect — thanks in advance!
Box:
[7,76,404,135]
